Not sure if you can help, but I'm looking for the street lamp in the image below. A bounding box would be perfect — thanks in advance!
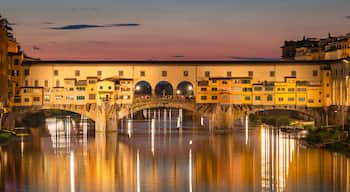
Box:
[188,85,193,91]
[136,85,141,91]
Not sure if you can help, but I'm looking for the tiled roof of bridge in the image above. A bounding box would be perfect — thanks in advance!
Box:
[22,59,338,66]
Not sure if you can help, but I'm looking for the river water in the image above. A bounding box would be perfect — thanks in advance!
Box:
[0,117,349,192]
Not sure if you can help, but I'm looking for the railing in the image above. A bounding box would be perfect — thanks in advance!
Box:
[133,96,195,104]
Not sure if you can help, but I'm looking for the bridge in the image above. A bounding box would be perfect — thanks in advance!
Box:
[9,96,327,132]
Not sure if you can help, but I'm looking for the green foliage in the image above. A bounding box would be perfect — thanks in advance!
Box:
[260,115,291,126]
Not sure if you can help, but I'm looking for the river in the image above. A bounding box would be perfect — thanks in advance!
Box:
[0,117,349,192]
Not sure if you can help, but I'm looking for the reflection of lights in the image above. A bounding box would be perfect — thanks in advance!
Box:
[128,120,132,138]
[136,86,141,91]
[245,115,248,145]
[20,136,24,158]
[176,90,181,94]
[151,119,155,155]
[189,140,192,145]
[188,86,193,91]
[70,151,75,192]
[137,150,140,192]
[189,149,192,192]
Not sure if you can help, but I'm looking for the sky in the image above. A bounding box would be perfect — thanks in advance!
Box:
[1,0,350,60]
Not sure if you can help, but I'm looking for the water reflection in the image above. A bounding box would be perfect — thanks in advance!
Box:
[0,118,349,191]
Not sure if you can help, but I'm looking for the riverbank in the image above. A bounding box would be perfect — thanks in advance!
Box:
[0,130,16,144]
[303,127,350,156]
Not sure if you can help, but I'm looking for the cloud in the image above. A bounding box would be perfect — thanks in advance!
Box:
[42,22,55,25]
[49,23,140,30]
[228,56,278,61]
[32,46,41,51]
[346,16,350,19]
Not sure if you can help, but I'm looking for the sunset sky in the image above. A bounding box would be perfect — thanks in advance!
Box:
[1,0,350,60]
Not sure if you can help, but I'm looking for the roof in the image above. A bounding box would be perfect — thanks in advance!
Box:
[22,59,337,66]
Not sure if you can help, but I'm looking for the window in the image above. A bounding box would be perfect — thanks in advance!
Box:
[265,86,274,91]
[308,99,314,103]
[77,96,85,100]
[211,87,218,91]
[56,80,60,87]
[44,80,48,87]
[326,83,329,87]
[184,70,189,77]
[204,71,210,77]
[99,86,103,90]
[270,71,275,77]
[97,71,102,76]
[291,70,296,77]
[227,71,232,77]
[119,70,124,77]
[288,88,295,92]
[254,87,263,91]
[14,59,19,65]
[222,81,228,85]
[140,71,145,77]
[248,71,253,77]
[161,70,167,77]
[88,80,96,84]
[222,95,229,100]
[14,96,21,103]
[54,70,59,76]
[212,96,218,100]
[243,88,252,92]
[24,69,30,76]
[201,96,207,100]
[108,86,112,90]
[44,95,50,102]
[312,70,318,77]
[278,97,284,102]
[24,98,30,102]
[75,70,80,77]
[288,97,295,102]
[34,80,38,87]
[255,96,261,101]
[200,88,207,91]
[25,80,28,86]
[66,96,74,100]
[242,79,251,84]
[267,95,273,101]
[298,97,306,102]
[297,88,307,92]
[245,96,250,101]
[89,94,96,100]
[33,97,40,102]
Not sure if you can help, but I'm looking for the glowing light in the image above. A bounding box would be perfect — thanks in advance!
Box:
[136,85,141,91]
[176,90,181,94]
[188,86,193,91]
[70,151,75,192]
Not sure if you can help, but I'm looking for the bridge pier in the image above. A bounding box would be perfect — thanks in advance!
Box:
[95,102,118,133]
[209,105,236,129]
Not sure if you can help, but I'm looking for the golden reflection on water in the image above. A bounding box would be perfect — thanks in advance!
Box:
[0,120,349,191]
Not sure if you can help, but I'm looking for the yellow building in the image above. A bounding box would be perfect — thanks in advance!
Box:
[0,27,8,106]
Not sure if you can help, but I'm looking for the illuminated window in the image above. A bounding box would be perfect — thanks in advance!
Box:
[248,71,253,77]
[184,70,189,77]
[140,71,145,77]
[267,95,273,101]
[291,70,296,77]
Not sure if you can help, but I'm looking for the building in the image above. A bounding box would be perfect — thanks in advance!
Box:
[282,33,350,61]
[0,26,8,107]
